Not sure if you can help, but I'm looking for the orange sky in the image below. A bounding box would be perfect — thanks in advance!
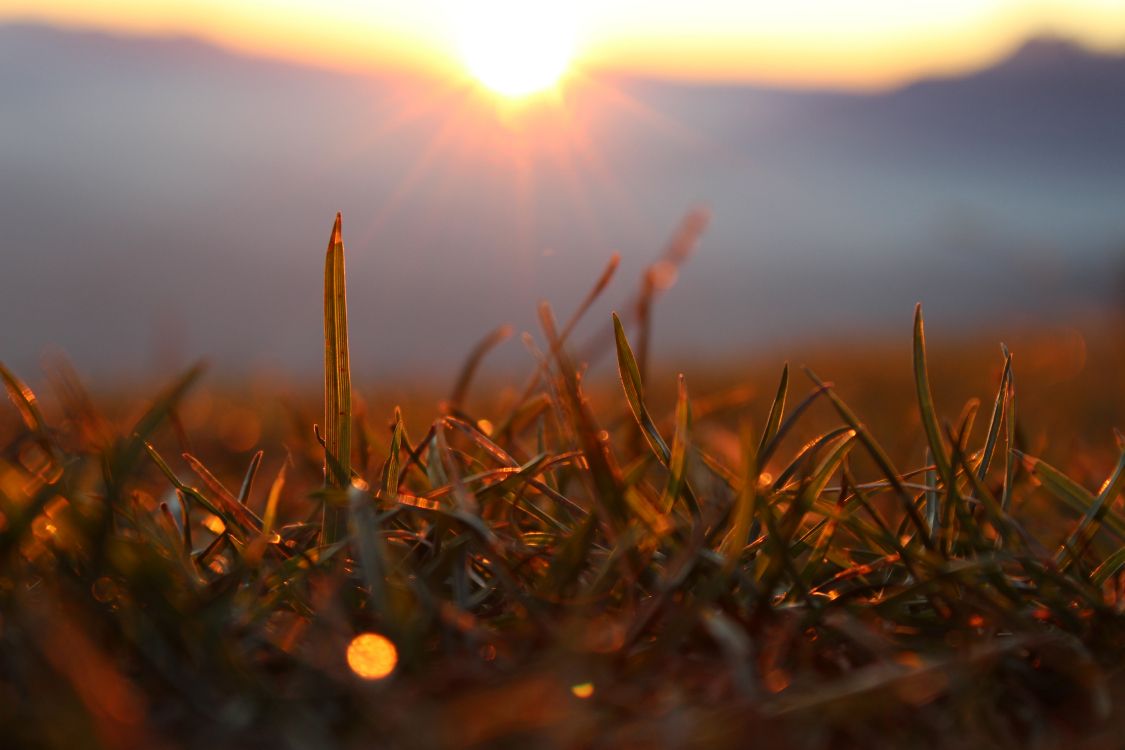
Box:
[4,0,1125,89]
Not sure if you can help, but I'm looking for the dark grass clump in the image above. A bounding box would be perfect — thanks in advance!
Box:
[1,214,1124,750]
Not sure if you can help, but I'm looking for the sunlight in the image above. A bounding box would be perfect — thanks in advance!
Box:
[456,1,576,97]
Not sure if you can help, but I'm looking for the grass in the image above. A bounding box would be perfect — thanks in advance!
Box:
[1,214,1124,749]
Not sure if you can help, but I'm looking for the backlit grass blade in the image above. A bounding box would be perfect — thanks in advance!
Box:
[543,304,630,532]
[0,363,61,479]
[613,312,670,463]
[757,363,788,459]
[143,440,237,536]
[977,349,1012,482]
[381,408,404,503]
[658,374,699,517]
[758,382,832,469]
[804,367,935,550]
[1054,447,1125,570]
[322,212,352,545]
[1021,452,1125,544]
[1091,546,1125,588]
[913,304,952,489]
[261,461,286,538]
[183,452,263,531]
[924,448,940,542]
[1000,344,1017,511]
[778,429,856,543]
[773,427,854,491]
[0,363,47,434]
[719,420,757,563]
[238,450,265,505]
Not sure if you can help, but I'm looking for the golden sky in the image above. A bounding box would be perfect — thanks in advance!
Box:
[5,0,1125,89]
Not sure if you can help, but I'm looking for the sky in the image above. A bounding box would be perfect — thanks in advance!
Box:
[3,0,1125,88]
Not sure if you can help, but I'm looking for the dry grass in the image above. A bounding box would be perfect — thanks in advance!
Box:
[1,215,1123,749]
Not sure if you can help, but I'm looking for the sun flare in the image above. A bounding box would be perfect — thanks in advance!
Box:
[457,1,576,98]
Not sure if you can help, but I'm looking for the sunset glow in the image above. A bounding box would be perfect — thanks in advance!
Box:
[457,1,576,96]
[5,1,1123,89]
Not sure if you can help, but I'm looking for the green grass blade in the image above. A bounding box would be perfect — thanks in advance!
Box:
[1000,344,1017,511]
[612,312,670,463]
[977,350,1012,482]
[757,363,789,459]
[1055,447,1125,570]
[658,374,699,516]
[544,304,629,531]
[913,304,951,488]
[1092,546,1125,588]
[237,450,265,505]
[322,212,352,545]
[261,461,286,538]
[804,367,935,550]
[1021,452,1125,545]
[720,420,758,563]
[924,448,940,543]
[381,407,404,503]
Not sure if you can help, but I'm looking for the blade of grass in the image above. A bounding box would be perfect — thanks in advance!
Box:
[0,363,48,434]
[322,212,352,545]
[804,367,935,551]
[238,450,265,505]
[613,312,670,463]
[1000,344,1017,511]
[1021,452,1125,544]
[658,374,699,517]
[1054,447,1125,571]
[543,303,630,534]
[757,363,789,460]
[913,304,952,494]
[720,420,758,563]
[977,350,1012,482]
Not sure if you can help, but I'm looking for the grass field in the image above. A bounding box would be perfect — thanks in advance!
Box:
[1,215,1123,749]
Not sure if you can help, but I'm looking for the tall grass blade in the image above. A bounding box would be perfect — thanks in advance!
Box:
[1000,344,1017,511]
[757,363,789,459]
[238,450,265,505]
[322,212,352,545]
[977,350,1012,481]
[613,312,670,463]
[803,367,935,550]
[658,374,699,516]
[913,304,951,487]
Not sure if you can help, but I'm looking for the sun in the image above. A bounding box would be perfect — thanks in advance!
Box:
[457,1,577,98]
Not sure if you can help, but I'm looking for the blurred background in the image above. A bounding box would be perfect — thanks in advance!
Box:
[1,1,1123,383]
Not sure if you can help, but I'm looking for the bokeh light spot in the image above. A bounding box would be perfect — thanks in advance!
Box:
[347,632,398,680]
[570,681,594,699]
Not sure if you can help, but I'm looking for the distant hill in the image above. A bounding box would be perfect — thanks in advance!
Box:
[1,23,1123,380]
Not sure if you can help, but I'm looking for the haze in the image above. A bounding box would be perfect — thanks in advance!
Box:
[0,19,1123,382]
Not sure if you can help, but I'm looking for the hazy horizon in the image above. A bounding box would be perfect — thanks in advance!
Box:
[2,21,1123,384]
